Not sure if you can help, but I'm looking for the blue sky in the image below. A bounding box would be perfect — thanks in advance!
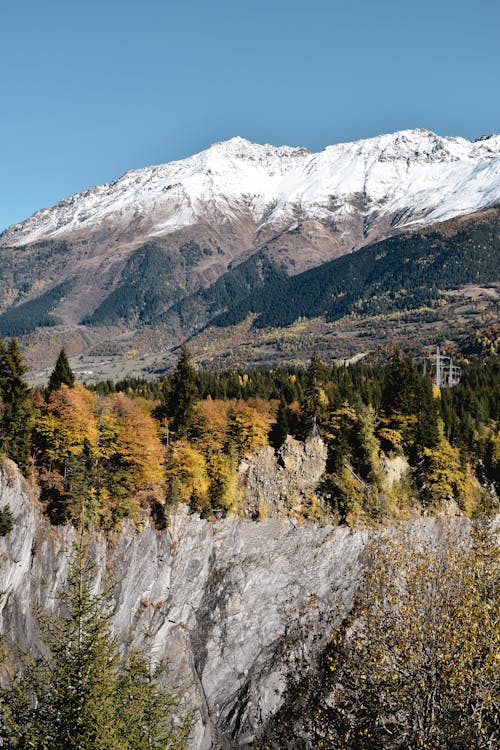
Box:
[1,0,499,231]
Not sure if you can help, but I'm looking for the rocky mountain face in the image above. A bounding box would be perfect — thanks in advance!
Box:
[0,129,499,357]
[0,456,471,748]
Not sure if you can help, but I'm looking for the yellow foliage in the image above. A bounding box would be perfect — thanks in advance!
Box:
[328,524,500,747]
[37,384,99,460]
[166,441,209,507]
[190,399,229,454]
[207,452,238,512]
[227,402,270,459]
[420,432,469,509]
[258,501,268,521]
[101,393,166,494]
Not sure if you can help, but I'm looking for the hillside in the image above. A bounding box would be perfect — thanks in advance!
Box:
[208,206,500,329]
[0,343,498,748]
[0,131,499,376]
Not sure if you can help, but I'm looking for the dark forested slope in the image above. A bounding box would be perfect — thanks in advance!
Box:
[212,208,500,330]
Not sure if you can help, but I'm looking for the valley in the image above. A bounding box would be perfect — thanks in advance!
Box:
[0,130,498,381]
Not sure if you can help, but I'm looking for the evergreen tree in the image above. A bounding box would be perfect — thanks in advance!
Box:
[1,534,122,749]
[381,349,422,415]
[163,345,199,436]
[0,338,34,476]
[62,439,98,528]
[0,505,13,536]
[118,621,192,750]
[48,348,75,393]
[412,374,440,459]
[270,398,290,449]
[0,532,191,749]
[301,352,329,436]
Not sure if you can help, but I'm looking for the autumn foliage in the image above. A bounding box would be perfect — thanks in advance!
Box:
[32,386,166,528]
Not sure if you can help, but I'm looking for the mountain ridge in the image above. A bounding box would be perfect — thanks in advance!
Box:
[0,129,499,376]
[2,128,500,249]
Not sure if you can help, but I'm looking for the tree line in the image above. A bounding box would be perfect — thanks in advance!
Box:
[0,341,498,528]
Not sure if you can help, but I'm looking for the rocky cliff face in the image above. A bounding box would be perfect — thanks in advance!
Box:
[0,459,468,748]
[239,435,328,519]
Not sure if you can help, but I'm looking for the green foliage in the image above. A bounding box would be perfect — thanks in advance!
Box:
[0,332,494,526]
[165,248,286,331]
[0,537,191,750]
[300,353,330,436]
[162,345,199,437]
[416,424,472,510]
[118,643,192,750]
[0,279,73,336]
[0,338,34,476]
[1,537,124,749]
[82,240,217,328]
[48,348,75,392]
[212,216,500,329]
[0,505,13,536]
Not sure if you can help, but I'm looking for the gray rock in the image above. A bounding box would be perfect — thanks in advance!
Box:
[240,435,328,518]
[0,459,473,748]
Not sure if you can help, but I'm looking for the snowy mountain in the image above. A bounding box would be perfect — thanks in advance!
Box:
[0,128,499,368]
[2,128,500,251]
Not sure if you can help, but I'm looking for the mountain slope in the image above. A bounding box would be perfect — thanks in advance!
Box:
[1,130,499,376]
[208,207,500,330]
[1,129,499,341]
[3,130,500,251]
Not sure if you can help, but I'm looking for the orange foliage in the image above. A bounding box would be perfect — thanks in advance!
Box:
[100,392,166,499]
[190,399,229,453]
[35,384,99,461]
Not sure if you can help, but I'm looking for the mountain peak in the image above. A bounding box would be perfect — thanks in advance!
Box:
[2,128,500,249]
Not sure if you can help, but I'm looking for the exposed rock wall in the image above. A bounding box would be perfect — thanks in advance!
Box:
[239,435,328,518]
[0,460,471,748]
[0,460,368,748]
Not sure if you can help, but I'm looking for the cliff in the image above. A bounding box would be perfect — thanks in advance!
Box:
[0,458,471,748]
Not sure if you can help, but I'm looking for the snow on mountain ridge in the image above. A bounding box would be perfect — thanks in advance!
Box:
[2,129,500,247]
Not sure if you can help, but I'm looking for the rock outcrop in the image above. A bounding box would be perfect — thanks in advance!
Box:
[0,459,474,748]
[0,459,367,748]
[239,435,328,519]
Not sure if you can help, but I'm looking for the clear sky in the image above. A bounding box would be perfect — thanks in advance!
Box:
[1,0,499,232]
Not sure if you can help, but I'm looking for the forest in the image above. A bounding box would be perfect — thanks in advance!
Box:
[212,216,500,329]
[0,340,498,748]
[0,340,497,529]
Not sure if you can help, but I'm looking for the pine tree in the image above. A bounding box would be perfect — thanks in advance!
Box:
[164,345,198,436]
[1,532,122,749]
[270,398,290,449]
[63,439,98,527]
[1,531,191,749]
[412,374,440,459]
[0,338,34,476]
[118,618,192,750]
[0,505,14,536]
[301,352,329,436]
[48,348,75,392]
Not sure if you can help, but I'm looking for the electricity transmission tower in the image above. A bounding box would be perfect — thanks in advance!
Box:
[426,346,461,388]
